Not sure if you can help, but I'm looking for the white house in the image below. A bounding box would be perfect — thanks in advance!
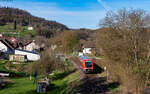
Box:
[83,48,92,54]
[24,40,39,51]
[78,52,83,56]
[0,41,8,52]
[14,49,40,61]
[0,38,15,53]
[80,40,96,55]
[28,26,34,30]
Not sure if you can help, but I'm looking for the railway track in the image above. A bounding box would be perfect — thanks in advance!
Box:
[68,56,150,94]
[69,57,112,94]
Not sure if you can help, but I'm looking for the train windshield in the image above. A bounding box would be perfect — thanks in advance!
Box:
[85,61,92,67]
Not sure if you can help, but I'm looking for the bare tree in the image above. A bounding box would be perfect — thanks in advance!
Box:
[29,48,65,78]
[97,9,150,94]
[53,31,80,54]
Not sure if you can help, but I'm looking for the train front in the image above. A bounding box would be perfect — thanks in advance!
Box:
[82,59,94,73]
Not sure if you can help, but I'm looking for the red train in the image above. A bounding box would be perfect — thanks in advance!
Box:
[79,56,94,73]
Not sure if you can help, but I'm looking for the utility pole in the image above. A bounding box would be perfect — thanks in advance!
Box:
[104,66,109,81]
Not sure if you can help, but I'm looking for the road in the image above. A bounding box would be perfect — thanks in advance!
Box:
[69,57,113,94]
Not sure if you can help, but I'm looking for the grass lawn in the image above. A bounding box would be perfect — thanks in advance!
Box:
[50,70,80,94]
[0,24,14,32]
[0,60,9,71]
[0,59,80,94]
[0,70,80,94]
[0,77,36,94]
[0,24,36,37]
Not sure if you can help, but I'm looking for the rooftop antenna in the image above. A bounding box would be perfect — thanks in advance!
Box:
[97,0,110,12]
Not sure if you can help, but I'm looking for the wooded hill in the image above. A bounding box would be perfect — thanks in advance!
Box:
[0,7,69,38]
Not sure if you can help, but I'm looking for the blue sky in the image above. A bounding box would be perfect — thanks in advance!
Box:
[0,0,150,29]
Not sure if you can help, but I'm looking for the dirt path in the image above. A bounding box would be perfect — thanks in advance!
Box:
[69,57,113,94]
